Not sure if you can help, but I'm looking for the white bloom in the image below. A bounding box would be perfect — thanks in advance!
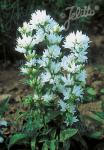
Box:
[69,62,81,73]
[69,105,76,115]
[72,116,78,123]
[33,94,39,101]
[18,22,32,33]
[45,18,65,33]
[77,70,87,82]
[50,62,60,74]
[15,47,26,53]
[0,120,7,126]
[33,28,45,44]
[20,67,29,74]
[63,31,90,50]
[38,57,49,67]
[25,59,36,67]
[72,85,83,97]
[0,137,4,143]
[58,100,68,112]
[30,10,51,27]
[47,33,62,44]
[43,45,61,58]
[42,92,54,102]
[17,35,34,48]
[61,74,74,86]
[62,88,71,100]
[74,51,88,62]
[41,72,51,83]
[61,56,69,71]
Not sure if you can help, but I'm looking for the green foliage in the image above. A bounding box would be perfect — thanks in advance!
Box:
[60,128,78,142]
[0,98,9,118]
[8,133,28,149]
[87,87,96,96]
[86,101,104,139]
[84,86,97,102]
[88,131,104,139]
[100,88,104,94]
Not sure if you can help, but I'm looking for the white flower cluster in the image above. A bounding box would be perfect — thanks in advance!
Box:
[15,10,90,126]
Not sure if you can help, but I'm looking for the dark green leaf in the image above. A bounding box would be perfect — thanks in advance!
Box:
[88,131,104,139]
[31,138,36,150]
[60,128,78,142]
[87,87,96,96]
[89,113,104,124]
[8,133,28,149]
[100,88,104,94]
[50,140,56,150]
[42,141,48,150]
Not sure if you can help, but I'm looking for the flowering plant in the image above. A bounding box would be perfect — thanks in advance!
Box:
[13,10,90,149]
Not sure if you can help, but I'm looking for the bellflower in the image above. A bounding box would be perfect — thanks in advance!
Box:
[16,10,90,128]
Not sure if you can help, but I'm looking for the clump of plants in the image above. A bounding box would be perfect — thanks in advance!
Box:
[9,10,90,150]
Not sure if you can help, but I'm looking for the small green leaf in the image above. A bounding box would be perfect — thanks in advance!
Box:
[89,113,104,124]
[88,131,104,139]
[42,141,48,150]
[100,88,104,94]
[87,87,96,96]
[60,128,78,142]
[8,133,28,149]
[50,140,56,150]
[94,112,104,120]
[31,139,36,150]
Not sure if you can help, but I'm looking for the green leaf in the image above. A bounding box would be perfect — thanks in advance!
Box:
[63,140,70,150]
[87,87,96,96]
[100,88,104,94]
[94,112,104,120]
[31,139,36,150]
[42,141,48,150]
[50,140,56,150]
[8,133,28,149]
[88,131,104,139]
[60,128,78,142]
[89,113,104,124]
[44,111,60,124]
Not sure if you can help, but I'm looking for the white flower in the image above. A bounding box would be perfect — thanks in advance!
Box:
[76,70,87,82]
[62,88,71,100]
[50,62,60,74]
[58,100,68,112]
[45,18,65,33]
[15,47,26,53]
[42,92,54,102]
[20,67,28,74]
[41,72,51,83]
[0,120,7,126]
[72,85,83,97]
[17,35,34,48]
[63,31,90,50]
[38,57,49,67]
[33,94,39,101]
[68,105,76,115]
[0,137,4,143]
[61,74,74,86]
[18,22,32,33]
[33,28,45,44]
[30,10,51,27]
[47,33,62,44]
[25,59,36,67]
[69,62,81,73]
[43,45,61,58]
[61,56,69,71]
[74,51,88,62]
